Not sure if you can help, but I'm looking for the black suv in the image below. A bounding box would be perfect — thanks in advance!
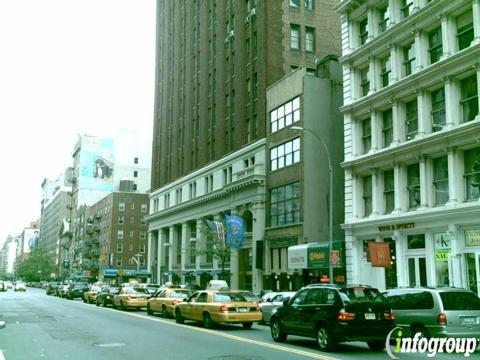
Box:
[269,284,395,352]
[66,282,89,300]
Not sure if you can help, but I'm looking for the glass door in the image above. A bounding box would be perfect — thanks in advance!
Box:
[407,256,427,287]
[465,253,480,297]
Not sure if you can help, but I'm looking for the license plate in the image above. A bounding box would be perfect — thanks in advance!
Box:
[461,317,477,325]
[238,308,249,313]
[365,313,376,320]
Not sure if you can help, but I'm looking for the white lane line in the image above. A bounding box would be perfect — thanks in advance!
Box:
[100,307,339,360]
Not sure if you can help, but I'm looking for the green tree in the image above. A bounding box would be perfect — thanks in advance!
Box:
[15,246,55,282]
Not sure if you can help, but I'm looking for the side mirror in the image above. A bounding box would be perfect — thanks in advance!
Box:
[282,297,291,306]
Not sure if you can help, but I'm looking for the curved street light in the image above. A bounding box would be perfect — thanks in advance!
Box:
[291,126,334,284]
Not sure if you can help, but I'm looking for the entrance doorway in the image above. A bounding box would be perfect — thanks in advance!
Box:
[407,256,427,287]
[465,253,480,296]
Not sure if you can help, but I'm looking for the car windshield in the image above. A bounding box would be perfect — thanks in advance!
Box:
[213,292,249,303]
[171,290,191,298]
[440,292,480,310]
[340,287,386,303]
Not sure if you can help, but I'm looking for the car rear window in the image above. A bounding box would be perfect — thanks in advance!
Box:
[340,288,386,303]
[440,292,480,310]
[386,291,434,310]
[213,292,248,303]
[171,290,191,298]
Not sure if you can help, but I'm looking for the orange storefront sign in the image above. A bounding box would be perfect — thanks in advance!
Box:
[368,242,392,268]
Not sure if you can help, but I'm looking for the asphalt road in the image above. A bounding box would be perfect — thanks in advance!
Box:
[0,288,477,360]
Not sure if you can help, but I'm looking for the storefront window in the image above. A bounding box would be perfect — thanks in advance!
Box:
[464,147,480,200]
[407,234,425,249]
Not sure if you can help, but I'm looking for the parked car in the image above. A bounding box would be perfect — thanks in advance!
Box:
[96,286,120,307]
[14,281,26,292]
[57,284,70,297]
[0,281,6,292]
[112,286,150,310]
[269,284,395,352]
[142,283,161,295]
[174,289,262,329]
[259,291,296,324]
[147,287,192,317]
[66,282,89,300]
[383,287,480,338]
[83,284,103,304]
[46,282,61,296]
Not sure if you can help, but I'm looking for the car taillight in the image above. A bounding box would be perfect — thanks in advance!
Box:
[337,309,355,321]
[437,313,447,326]
[219,304,229,313]
[384,311,395,321]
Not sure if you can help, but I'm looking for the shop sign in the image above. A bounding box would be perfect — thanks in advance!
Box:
[434,233,451,262]
[368,242,391,268]
[378,222,415,232]
[308,245,329,269]
[287,244,308,269]
[465,230,480,247]
[287,243,329,269]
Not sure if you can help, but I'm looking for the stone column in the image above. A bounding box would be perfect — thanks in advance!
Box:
[370,110,380,151]
[440,15,455,60]
[157,229,165,285]
[345,229,359,285]
[394,231,407,287]
[447,146,465,205]
[346,64,356,103]
[473,0,480,45]
[196,219,205,286]
[414,30,427,72]
[181,222,189,284]
[147,230,154,282]
[367,7,376,42]
[371,167,380,216]
[389,44,401,83]
[392,101,403,145]
[394,162,407,213]
[419,155,431,208]
[444,77,460,128]
[369,58,378,95]
[168,226,176,283]
[416,89,429,136]
[251,202,265,293]
[388,0,399,26]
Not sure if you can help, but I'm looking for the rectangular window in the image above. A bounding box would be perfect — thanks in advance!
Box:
[428,27,442,64]
[223,166,233,185]
[289,0,300,7]
[117,244,123,253]
[457,10,474,51]
[118,202,125,211]
[382,109,393,148]
[431,88,446,132]
[305,0,314,10]
[129,244,134,251]
[305,27,315,52]
[117,230,124,240]
[134,157,138,164]
[405,99,418,140]
[361,67,370,96]
[118,216,124,225]
[379,6,389,33]
[407,234,425,249]
[403,42,416,76]
[362,118,372,154]
[133,171,138,177]
[433,156,449,206]
[401,0,414,19]
[464,148,480,201]
[290,24,300,50]
[270,138,301,171]
[129,230,134,238]
[139,244,146,253]
[140,232,146,240]
[407,163,420,209]
[460,75,478,123]
[359,18,368,45]
[270,182,300,227]
[381,56,391,87]
[363,175,372,217]
[384,169,395,213]
[270,96,300,133]
[116,258,122,267]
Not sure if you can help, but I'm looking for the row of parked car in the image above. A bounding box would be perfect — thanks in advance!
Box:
[0,281,26,292]
[44,280,480,353]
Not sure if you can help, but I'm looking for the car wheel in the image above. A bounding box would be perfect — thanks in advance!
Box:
[120,301,127,310]
[242,322,253,329]
[316,325,335,351]
[270,318,287,343]
[367,341,385,352]
[96,299,100,307]
[175,308,184,324]
[83,297,87,303]
[147,304,153,315]
[112,301,117,309]
[162,305,168,318]
[203,312,214,329]
[103,299,108,307]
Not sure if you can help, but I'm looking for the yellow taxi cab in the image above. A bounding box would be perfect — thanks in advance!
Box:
[147,287,192,317]
[83,284,103,304]
[173,288,261,329]
[112,286,150,310]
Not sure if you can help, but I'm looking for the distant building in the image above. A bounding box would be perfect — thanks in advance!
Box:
[337,0,480,292]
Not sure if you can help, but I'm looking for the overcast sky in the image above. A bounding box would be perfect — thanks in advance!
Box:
[0,0,156,245]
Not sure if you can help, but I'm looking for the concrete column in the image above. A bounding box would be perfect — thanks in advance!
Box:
[390,44,401,83]
[345,230,360,285]
[346,64,356,103]
[473,0,480,45]
[196,219,205,286]
[417,89,429,136]
[394,162,407,213]
[394,231,407,287]
[425,232,435,286]
[392,101,403,145]
[414,30,427,72]
[388,0,399,25]
[440,15,455,60]
[448,224,462,287]
[371,167,380,216]
[352,173,362,219]
[419,155,431,208]
[367,7,376,42]
[447,146,465,204]
[157,229,165,285]
[351,116,362,157]
[371,110,380,151]
[369,57,378,95]
[168,226,176,283]
[444,77,460,128]
[251,202,265,293]
[181,223,189,284]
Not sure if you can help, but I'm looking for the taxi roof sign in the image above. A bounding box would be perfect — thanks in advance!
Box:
[206,280,229,290]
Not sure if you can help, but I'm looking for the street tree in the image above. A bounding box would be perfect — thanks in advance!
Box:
[15,246,55,282]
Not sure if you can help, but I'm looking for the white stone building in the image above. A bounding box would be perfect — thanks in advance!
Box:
[337,0,480,294]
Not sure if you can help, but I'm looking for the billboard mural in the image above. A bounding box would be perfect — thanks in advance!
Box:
[23,228,39,254]
[78,137,115,191]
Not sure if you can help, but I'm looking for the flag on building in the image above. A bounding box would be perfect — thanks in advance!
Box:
[226,215,245,251]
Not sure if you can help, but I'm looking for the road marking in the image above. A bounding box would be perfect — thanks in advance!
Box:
[99,307,339,360]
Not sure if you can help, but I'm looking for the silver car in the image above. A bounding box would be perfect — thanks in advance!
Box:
[383,287,480,338]
[259,291,296,324]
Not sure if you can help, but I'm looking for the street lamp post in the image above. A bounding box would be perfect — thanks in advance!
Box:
[291,126,334,284]
[131,253,142,273]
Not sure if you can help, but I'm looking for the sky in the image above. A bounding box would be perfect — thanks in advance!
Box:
[0,0,156,245]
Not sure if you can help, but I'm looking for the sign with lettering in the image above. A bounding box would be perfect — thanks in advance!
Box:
[368,242,392,268]
[378,222,415,232]
[465,230,480,247]
[434,233,451,262]
[435,249,450,262]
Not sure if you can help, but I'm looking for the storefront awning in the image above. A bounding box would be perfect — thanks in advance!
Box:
[287,243,329,269]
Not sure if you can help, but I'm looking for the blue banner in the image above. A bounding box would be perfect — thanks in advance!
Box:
[226,215,245,251]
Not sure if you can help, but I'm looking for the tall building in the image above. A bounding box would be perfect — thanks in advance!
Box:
[337,0,480,293]
[149,0,341,291]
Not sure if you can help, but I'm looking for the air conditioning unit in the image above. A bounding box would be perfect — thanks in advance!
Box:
[250,8,256,17]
